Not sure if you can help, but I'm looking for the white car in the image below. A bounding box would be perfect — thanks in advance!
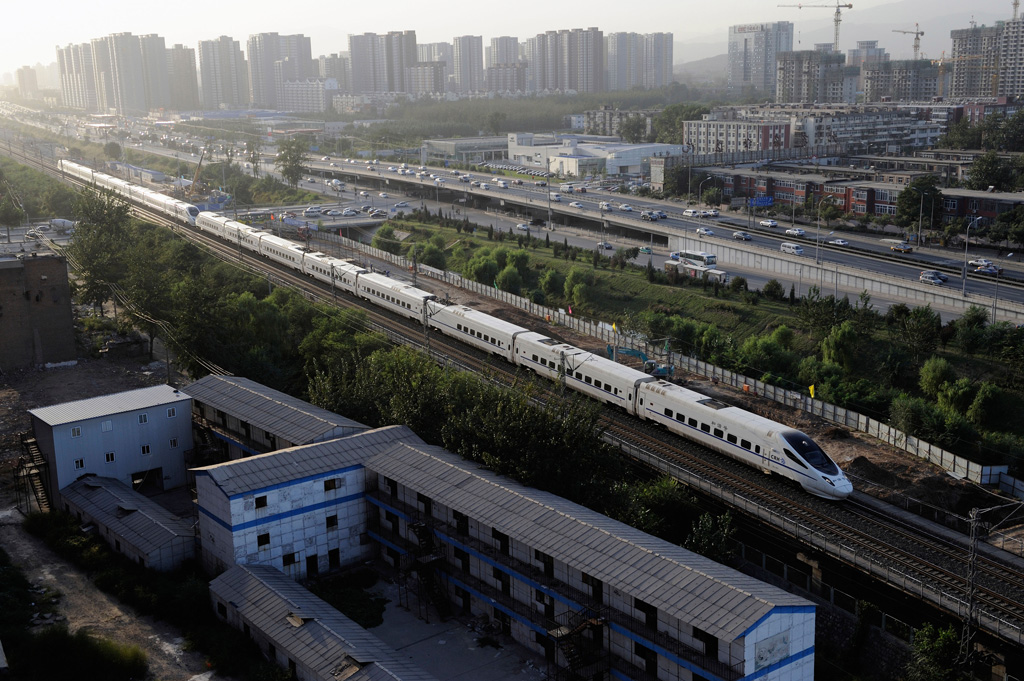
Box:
[619,204,634,212]
[696,227,715,237]
[359,190,369,197]
[341,209,358,216]
[704,209,720,217]
[379,192,389,198]
[828,238,849,246]
[394,201,409,208]
[569,201,584,208]
[968,258,993,267]
[786,228,806,237]
[919,273,944,286]
[516,223,531,231]
[920,270,949,282]
[760,219,778,228]
[597,241,614,250]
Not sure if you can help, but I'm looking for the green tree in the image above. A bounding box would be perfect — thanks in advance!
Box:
[371,225,402,254]
[275,138,308,187]
[68,188,133,310]
[937,377,975,415]
[0,196,26,242]
[762,279,785,301]
[103,141,122,160]
[487,111,507,135]
[684,511,736,563]
[651,103,710,144]
[495,264,523,294]
[904,623,962,681]
[245,139,263,179]
[820,320,859,373]
[619,116,648,143]
[818,200,841,228]
[919,356,956,398]
[966,381,1003,429]
[887,304,941,365]
[539,268,565,297]
[895,176,943,231]
[563,266,594,299]
[965,150,1012,191]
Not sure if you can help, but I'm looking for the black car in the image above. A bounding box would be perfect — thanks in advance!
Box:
[529,217,546,226]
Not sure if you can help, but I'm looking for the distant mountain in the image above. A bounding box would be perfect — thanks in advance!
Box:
[675,53,728,79]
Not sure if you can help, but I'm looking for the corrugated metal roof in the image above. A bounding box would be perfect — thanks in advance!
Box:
[367,444,811,642]
[186,375,367,444]
[210,564,439,681]
[193,426,423,497]
[29,384,190,426]
[60,476,194,555]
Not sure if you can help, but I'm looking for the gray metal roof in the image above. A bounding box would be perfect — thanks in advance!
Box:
[210,564,439,681]
[60,476,194,554]
[193,426,423,497]
[186,375,367,444]
[29,384,190,427]
[367,444,811,642]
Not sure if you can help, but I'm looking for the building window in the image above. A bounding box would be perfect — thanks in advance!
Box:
[385,510,399,529]
[326,514,338,530]
[141,444,151,455]
[105,451,115,464]
[255,495,267,509]
[70,426,82,438]
[283,553,297,566]
[138,413,148,424]
[74,458,85,470]
[101,420,112,432]
[166,407,176,418]
[169,438,178,449]
[492,528,510,556]
[257,533,270,548]
[454,547,470,572]
[454,510,469,535]
[324,478,337,492]
[217,602,227,618]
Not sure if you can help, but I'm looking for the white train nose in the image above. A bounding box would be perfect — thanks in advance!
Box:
[832,477,854,499]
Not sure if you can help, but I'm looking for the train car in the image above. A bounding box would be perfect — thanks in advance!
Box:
[355,272,435,321]
[256,233,305,270]
[636,380,851,499]
[195,211,235,238]
[427,303,528,362]
[515,332,652,411]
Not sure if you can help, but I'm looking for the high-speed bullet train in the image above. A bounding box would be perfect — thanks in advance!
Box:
[59,160,201,225]
[60,159,853,500]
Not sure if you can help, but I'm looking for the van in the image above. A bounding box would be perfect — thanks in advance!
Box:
[780,242,804,255]
[683,208,700,217]
[479,183,491,190]
[497,180,508,188]
[303,206,322,217]
[599,201,612,211]
[550,193,562,202]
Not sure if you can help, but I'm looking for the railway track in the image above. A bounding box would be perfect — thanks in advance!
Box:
[11,143,1024,655]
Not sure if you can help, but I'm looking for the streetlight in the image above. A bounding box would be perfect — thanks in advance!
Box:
[698,177,711,206]
[993,253,1013,321]
[909,186,930,248]
[963,215,981,297]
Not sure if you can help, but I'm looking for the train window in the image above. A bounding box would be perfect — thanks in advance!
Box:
[604,383,611,391]
[688,417,697,428]
[575,372,582,379]
[784,449,808,469]
[639,398,644,405]
[727,434,737,444]
[754,445,761,454]
[584,376,592,385]
[664,408,672,417]
[532,354,538,362]
[741,439,751,449]
[700,423,710,433]
[541,359,548,367]
[713,428,724,438]
[457,324,462,331]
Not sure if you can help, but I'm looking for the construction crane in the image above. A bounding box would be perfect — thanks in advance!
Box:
[931,51,996,97]
[893,23,924,61]
[1015,0,1020,21]
[186,148,206,199]
[778,1,854,53]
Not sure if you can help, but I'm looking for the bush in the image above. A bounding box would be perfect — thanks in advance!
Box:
[728,276,747,293]
[762,279,786,301]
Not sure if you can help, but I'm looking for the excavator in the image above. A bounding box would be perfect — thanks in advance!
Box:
[606,345,674,377]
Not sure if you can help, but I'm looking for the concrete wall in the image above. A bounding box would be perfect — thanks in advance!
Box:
[0,254,75,370]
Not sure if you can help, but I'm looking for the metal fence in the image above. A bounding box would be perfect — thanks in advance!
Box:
[324,231,1024,501]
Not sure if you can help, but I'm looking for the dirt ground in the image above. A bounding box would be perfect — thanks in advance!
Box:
[0,288,1016,681]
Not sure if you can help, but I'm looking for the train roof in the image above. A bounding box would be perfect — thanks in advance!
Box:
[358,272,435,299]
[644,379,800,433]
[434,304,530,335]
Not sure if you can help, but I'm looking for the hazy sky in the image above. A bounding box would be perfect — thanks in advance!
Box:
[2,0,1013,76]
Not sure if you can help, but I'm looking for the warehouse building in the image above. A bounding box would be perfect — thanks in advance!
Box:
[210,564,438,681]
[193,425,421,577]
[365,442,816,681]
[186,374,368,460]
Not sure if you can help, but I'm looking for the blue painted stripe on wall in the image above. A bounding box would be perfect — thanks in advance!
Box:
[608,621,728,681]
[441,574,550,637]
[368,530,408,555]
[197,492,364,532]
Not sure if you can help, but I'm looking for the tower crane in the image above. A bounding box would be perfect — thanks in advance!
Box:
[777,1,854,53]
[893,23,924,61]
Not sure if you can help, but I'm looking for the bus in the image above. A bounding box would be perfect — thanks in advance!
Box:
[669,250,718,268]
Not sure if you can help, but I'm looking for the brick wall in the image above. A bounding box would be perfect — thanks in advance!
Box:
[0,254,75,369]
